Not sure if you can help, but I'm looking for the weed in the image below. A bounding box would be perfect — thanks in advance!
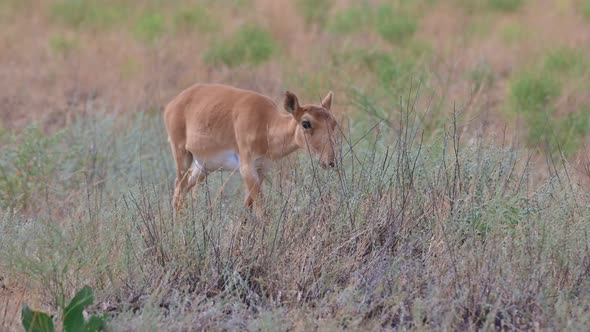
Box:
[204,25,276,67]
[22,286,105,332]
[329,5,372,34]
[51,0,127,29]
[500,22,529,44]
[488,0,525,12]
[174,5,218,33]
[297,0,332,28]
[509,71,561,114]
[542,47,588,75]
[582,0,590,21]
[375,4,417,44]
[469,60,495,91]
[49,34,78,56]
[134,12,166,43]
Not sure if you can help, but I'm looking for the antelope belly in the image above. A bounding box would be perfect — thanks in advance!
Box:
[195,151,240,172]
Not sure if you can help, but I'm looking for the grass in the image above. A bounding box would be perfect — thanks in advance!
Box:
[328,4,372,34]
[134,12,166,43]
[297,0,332,28]
[1,97,590,330]
[204,24,276,67]
[173,5,218,33]
[583,0,590,21]
[51,0,127,29]
[375,4,418,44]
[488,0,525,12]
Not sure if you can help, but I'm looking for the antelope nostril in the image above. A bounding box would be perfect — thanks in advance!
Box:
[329,161,335,168]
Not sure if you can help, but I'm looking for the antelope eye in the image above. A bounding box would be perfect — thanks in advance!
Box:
[302,120,312,129]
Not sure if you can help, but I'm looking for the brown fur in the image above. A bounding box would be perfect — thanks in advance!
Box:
[164,83,337,212]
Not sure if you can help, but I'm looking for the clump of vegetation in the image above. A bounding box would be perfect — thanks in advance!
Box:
[0,127,62,211]
[174,5,218,33]
[508,53,590,155]
[204,25,276,67]
[1,104,589,330]
[582,0,590,21]
[22,286,105,332]
[469,60,495,91]
[328,5,372,34]
[488,0,525,12]
[297,0,332,28]
[134,12,166,43]
[49,34,78,56]
[542,47,588,75]
[374,4,418,44]
[51,0,127,29]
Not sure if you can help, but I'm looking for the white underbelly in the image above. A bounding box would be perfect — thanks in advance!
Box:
[194,151,240,173]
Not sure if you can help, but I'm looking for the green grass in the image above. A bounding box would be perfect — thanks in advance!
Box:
[374,4,418,44]
[204,24,276,67]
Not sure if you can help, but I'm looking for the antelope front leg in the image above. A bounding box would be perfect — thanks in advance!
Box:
[239,163,263,219]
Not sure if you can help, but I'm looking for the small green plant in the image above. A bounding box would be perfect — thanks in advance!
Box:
[469,61,495,91]
[509,71,561,114]
[488,0,525,12]
[374,4,417,44]
[329,5,371,34]
[500,22,528,44]
[362,51,416,88]
[542,47,587,75]
[297,0,332,28]
[22,286,105,332]
[51,0,126,29]
[134,13,166,42]
[204,25,276,67]
[582,0,590,21]
[0,127,61,211]
[174,5,218,32]
[49,34,78,56]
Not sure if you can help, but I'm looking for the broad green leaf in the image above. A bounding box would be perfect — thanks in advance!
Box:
[21,305,55,332]
[63,285,94,332]
[84,315,106,332]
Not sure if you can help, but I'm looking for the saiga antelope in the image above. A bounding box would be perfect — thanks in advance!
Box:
[164,83,338,213]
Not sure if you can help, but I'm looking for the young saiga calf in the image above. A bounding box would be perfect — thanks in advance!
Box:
[164,84,338,214]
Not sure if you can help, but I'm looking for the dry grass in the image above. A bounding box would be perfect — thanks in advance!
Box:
[1,0,590,331]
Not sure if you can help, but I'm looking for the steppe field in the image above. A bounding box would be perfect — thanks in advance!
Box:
[2,0,590,330]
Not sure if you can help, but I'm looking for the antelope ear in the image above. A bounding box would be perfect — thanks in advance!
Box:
[321,91,333,110]
[284,91,300,114]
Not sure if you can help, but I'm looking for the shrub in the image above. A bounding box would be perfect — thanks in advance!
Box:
[582,0,590,21]
[542,47,587,75]
[375,4,417,44]
[134,13,166,43]
[22,286,106,332]
[297,0,332,28]
[204,25,276,67]
[329,5,371,34]
[51,0,126,29]
[174,5,218,32]
[509,71,561,114]
[488,0,525,12]
[49,34,78,56]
